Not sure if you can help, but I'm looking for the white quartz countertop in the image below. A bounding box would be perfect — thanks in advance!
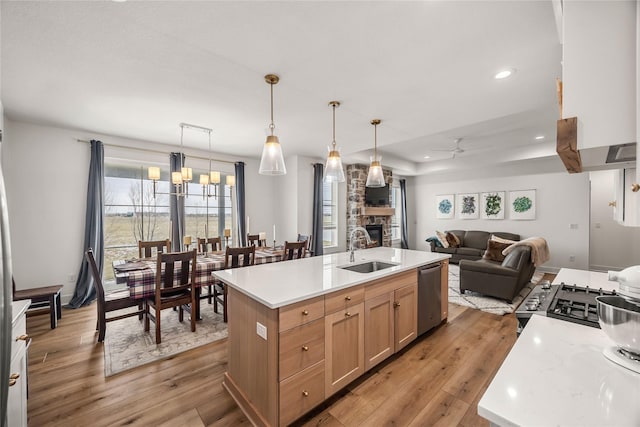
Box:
[478,315,640,427]
[212,247,449,309]
[553,268,619,292]
[12,300,30,325]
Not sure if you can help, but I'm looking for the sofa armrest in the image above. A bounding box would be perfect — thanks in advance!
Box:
[459,259,519,277]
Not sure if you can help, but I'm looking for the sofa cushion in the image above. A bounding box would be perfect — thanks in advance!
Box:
[445,232,460,248]
[463,231,491,250]
[436,247,457,254]
[457,247,483,256]
[492,232,520,242]
[482,239,511,262]
[447,230,466,246]
[436,230,449,248]
[502,246,530,269]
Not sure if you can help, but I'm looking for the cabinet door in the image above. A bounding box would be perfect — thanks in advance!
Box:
[325,302,364,397]
[364,292,394,371]
[440,259,449,321]
[394,283,417,352]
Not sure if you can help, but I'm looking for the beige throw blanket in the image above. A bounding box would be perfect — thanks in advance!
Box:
[502,237,550,267]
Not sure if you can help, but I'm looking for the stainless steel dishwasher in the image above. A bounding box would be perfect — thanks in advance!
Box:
[418,263,442,335]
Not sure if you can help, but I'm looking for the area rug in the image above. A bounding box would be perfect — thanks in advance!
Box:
[103,306,227,377]
[448,264,544,315]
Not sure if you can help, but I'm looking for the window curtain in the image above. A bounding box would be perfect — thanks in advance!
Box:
[400,178,409,249]
[169,152,185,252]
[311,163,324,257]
[235,162,246,247]
[69,140,104,308]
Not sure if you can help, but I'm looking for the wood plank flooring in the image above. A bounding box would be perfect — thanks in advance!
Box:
[25,276,554,426]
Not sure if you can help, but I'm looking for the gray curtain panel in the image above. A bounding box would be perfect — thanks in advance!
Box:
[400,178,408,249]
[235,162,246,247]
[169,153,185,252]
[69,140,104,308]
[311,163,324,256]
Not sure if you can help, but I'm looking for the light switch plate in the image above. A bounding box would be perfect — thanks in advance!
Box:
[256,322,267,340]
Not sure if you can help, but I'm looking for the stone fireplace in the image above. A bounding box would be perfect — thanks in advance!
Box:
[346,164,393,249]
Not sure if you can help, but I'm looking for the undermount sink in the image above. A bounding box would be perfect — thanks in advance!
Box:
[339,260,399,273]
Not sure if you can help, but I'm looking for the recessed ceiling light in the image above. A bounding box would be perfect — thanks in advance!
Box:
[535,135,545,140]
[423,155,431,159]
[494,68,515,80]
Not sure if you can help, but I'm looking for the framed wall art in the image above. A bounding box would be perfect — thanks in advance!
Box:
[509,189,536,220]
[435,194,455,219]
[481,191,505,219]
[457,193,479,219]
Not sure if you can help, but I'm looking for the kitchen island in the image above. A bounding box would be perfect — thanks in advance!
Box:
[479,268,640,426]
[212,247,450,426]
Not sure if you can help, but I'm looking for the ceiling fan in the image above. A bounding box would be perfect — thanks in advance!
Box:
[431,138,465,158]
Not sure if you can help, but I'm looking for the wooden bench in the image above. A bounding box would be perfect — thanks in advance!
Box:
[13,279,63,329]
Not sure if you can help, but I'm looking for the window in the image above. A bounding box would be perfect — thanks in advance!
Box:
[322,180,338,248]
[390,184,401,241]
[104,161,234,285]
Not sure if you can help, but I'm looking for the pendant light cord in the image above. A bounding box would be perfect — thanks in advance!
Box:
[269,82,275,135]
[373,122,377,159]
[332,103,337,149]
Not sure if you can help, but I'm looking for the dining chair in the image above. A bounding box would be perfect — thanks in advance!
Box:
[12,279,63,329]
[145,249,198,344]
[297,233,313,256]
[247,234,266,247]
[282,240,307,261]
[197,237,222,304]
[138,239,171,258]
[214,245,255,322]
[198,237,222,253]
[85,248,144,343]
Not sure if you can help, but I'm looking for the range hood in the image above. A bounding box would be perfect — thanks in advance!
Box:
[606,143,637,164]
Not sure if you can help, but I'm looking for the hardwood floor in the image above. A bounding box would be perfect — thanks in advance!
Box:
[25,283,550,427]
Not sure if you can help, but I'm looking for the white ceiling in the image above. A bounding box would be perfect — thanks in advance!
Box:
[1,0,564,176]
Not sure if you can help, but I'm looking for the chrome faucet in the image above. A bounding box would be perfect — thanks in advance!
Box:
[349,226,372,262]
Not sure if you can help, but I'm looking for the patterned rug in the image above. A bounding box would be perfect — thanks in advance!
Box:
[103,305,227,377]
[448,264,544,315]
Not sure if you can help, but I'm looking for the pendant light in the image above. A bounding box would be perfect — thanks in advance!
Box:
[259,74,287,175]
[366,119,385,187]
[324,101,346,183]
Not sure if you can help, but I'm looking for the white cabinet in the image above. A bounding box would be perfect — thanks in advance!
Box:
[7,300,30,427]
[614,168,639,227]
[562,1,637,151]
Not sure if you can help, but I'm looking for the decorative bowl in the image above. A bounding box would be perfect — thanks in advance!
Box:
[596,295,640,357]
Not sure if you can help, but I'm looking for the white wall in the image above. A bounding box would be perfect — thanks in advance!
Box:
[2,118,281,303]
[589,170,640,271]
[412,169,591,272]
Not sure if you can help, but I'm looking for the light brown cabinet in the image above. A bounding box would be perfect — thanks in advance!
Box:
[393,283,417,352]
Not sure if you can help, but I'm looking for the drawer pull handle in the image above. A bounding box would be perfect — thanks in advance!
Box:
[394,302,400,308]
[16,334,29,342]
[9,373,19,386]
[302,345,309,351]
[345,312,351,317]
[345,296,351,301]
[302,310,309,316]
[302,390,309,397]
[9,379,17,387]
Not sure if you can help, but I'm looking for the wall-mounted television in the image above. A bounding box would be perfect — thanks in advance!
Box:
[365,184,390,206]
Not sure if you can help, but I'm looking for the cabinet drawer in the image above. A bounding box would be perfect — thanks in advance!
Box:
[279,361,325,426]
[325,285,364,314]
[365,270,416,300]
[11,312,27,363]
[279,296,324,332]
[279,319,324,381]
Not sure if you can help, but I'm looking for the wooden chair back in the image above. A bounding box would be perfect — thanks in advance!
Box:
[247,234,266,247]
[138,239,171,258]
[85,248,107,303]
[224,245,256,268]
[297,233,313,255]
[198,237,222,253]
[282,241,307,261]
[156,249,197,293]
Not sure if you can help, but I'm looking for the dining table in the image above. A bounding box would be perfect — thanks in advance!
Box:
[112,247,285,300]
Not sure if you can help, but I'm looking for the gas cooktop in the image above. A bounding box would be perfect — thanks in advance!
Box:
[546,283,617,328]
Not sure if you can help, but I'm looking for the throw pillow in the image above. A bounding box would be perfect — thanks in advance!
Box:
[483,239,512,262]
[425,236,443,248]
[435,230,449,248]
[490,234,517,244]
[445,232,460,248]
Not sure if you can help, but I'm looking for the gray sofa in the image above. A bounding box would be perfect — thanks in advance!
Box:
[459,246,536,303]
[428,230,520,264]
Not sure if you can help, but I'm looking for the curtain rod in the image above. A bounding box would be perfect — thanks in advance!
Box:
[77,138,237,165]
